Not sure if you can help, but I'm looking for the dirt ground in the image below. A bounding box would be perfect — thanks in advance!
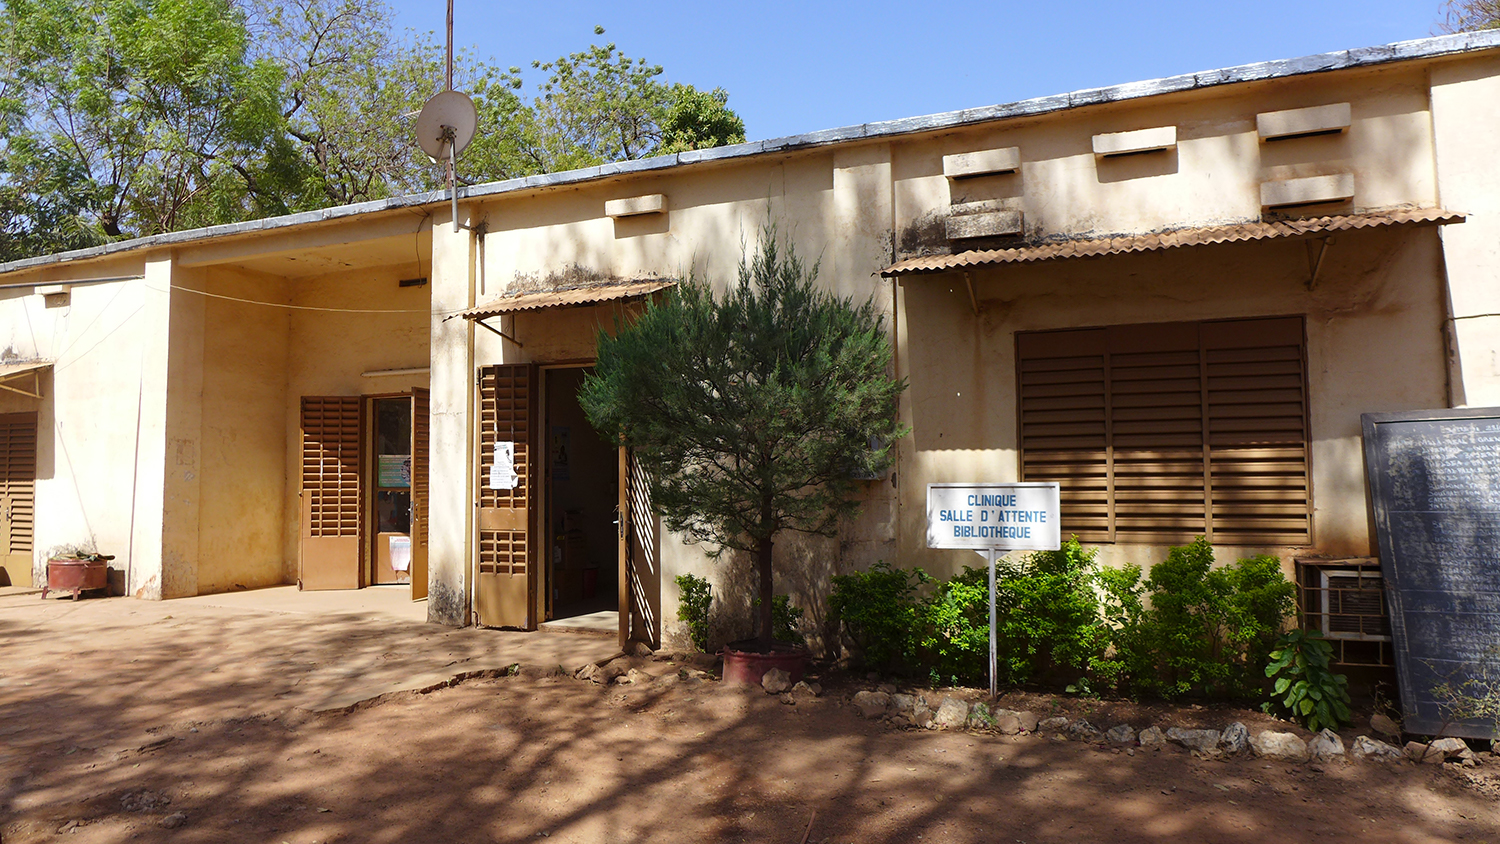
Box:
[3,590,1498,844]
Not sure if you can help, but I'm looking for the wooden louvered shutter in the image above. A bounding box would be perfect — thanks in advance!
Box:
[1108,322,1207,543]
[0,412,36,588]
[300,396,362,590]
[410,388,430,601]
[1018,329,1110,542]
[1203,317,1310,545]
[1020,317,1310,545]
[475,364,536,628]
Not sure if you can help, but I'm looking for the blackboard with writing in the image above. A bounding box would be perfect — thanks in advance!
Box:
[1363,408,1500,740]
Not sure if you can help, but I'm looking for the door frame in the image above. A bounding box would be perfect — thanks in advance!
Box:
[363,391,417,592]
[537,361,596,626]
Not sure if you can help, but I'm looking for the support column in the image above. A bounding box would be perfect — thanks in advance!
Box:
[428,204,476,625]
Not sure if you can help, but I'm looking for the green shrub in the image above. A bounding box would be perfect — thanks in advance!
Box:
[1098,538,1294,700]
[829,561,927,670]
[752,593,806,646]
[995,538,1109,685]
[674,573,713,652]
[913,565,990,683]
[1265,629,1351,732]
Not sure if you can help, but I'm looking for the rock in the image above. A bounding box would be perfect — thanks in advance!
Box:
[159,812,187,829]
[761,668,791,694]
[623,641,654,657]
[573,663,600,682]
[791,681,821,698]
[1351,735,1404,762]
[890,694,916,714]
[1251,731,1310,762]
[933,697,971,730]
[853,690,891,720]
[1430,737,1475,761]
[1138,726,1167,749]
[120,791,170,813]
[1105,725,1136,745]
[519,663,567,679]
[1166,727,1221,753]
[625,668,652,685]
[671,652,689,662]
[1369,713,1401,739]
[1065,719,1103,742]
[1015,711,1040,732]
[1221,722,1250,755]
[1308,729,1346,761]
[876,683,898,695]
[994,713,1023,735]
[912,704,935,729]
[688,653,721,671]
[1405,741,1444,764]
[1038,716,1070,733]
[968,702,996,730]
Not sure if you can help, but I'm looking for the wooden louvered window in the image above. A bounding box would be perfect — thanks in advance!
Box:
[1018,316,1310,545]
[301,397,362,538]
[477,365,533,577]
[0,412,36,556]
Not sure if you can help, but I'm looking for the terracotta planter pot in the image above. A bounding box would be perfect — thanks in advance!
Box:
[42,558,108,600]
[721,642,809,686]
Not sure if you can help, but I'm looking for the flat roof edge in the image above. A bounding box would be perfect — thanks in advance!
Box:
[4,29,1497,277]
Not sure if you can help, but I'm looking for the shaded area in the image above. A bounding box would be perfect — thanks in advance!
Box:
[2,593,1496,843]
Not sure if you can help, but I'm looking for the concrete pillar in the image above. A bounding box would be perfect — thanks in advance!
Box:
[1432,55,1500,407]
[428,204,476,625]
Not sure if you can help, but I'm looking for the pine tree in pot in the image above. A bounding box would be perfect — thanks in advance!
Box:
[580,227,906,682]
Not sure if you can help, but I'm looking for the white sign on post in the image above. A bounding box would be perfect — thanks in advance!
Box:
[926,482,1062,698]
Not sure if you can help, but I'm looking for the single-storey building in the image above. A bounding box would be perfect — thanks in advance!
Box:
[1,30,1497,656]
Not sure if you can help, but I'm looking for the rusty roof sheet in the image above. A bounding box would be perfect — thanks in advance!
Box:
[454,279,676,320]
[881,208,1465,276]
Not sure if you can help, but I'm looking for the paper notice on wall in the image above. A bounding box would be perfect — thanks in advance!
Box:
[389,535,412,572]
[488,441,519,490]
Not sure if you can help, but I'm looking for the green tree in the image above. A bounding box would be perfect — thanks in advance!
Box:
[579,230,906,647]
[1,0,287,240]
[660,84,746,154]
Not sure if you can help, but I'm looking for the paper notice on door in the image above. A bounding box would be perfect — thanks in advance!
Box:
[488,441,519,490]
[389,535,412,572]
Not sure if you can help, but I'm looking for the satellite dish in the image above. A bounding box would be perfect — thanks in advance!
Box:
[416,90,477,162]
[416,90,478,232]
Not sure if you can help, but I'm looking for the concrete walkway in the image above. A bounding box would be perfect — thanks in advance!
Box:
[0,588,619,762]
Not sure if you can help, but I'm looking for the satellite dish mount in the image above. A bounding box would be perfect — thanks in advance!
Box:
[416,0,477,233]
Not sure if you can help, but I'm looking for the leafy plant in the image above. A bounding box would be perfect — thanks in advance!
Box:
[913,565,990,683]
[1265,629,1351,733]
[752,594,806,646]
[582,228,907,646]
[830,561,927,670]
[674,573,713,652]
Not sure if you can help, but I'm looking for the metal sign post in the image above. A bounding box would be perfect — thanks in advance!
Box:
[926,482,1061,699]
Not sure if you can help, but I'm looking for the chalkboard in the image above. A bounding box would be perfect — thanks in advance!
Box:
[1363,408,1500,740]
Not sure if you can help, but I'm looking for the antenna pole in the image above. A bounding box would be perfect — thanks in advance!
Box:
[445,0,454,91]
[447,127,459,232]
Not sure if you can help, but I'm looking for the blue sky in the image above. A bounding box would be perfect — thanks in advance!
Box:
[386,1,1450,141]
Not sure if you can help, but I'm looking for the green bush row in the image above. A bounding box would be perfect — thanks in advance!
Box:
[830,537,1299,701]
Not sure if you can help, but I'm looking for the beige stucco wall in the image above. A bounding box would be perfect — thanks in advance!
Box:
[280,261,431,584]
[0,255,167,594]
[1431,52,1500,407]
[895,225,1449,576]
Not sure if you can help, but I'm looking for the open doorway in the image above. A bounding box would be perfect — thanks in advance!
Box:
[543,366,618,622]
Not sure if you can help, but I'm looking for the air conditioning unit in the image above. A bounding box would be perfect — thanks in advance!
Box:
[1317,569,1391,641]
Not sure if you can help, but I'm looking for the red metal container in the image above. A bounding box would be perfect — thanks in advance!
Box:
[720,643,809,686]
[42,559,109,600]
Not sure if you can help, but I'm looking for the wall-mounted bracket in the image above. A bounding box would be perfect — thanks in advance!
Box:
[1306,236,1334,290]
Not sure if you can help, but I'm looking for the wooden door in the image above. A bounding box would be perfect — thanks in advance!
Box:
[0,413,36,588]
[300,396,362,590]
[619,447,661,648]
[475,364,536,628]
[411,388,429,601]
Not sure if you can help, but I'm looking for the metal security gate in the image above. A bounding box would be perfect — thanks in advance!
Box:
[299,396,362,590]
[475,364,537,628]
[0,412,36,587]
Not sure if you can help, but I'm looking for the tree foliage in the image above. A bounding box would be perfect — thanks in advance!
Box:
[0,9,746,261]
[579,230,906,645]
[1440,0,1500,31]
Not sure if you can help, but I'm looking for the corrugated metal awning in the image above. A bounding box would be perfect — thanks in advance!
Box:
[452,279,676,321]
[0,360,51,399]
[881,208,1465,276]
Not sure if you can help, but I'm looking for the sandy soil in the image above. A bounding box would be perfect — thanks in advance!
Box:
[3,592,1497,844]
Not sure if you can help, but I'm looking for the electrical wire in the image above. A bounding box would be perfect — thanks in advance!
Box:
[147,283,470,316]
